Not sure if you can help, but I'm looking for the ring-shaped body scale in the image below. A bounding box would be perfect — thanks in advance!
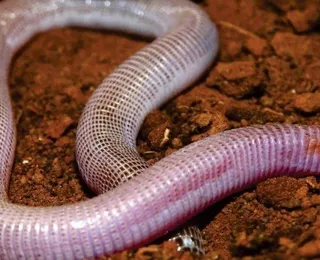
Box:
[0,0,320,259]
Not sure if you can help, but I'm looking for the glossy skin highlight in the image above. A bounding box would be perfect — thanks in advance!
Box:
[0,0,319,259]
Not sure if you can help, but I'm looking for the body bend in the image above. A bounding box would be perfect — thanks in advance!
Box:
[0,0,319,259]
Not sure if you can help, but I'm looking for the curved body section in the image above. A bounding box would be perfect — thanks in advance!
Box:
[75,0,218,193]
[0,123,319,259]
[1,0,219,194]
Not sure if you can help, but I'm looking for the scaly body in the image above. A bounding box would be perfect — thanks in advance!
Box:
[0,0,319,259]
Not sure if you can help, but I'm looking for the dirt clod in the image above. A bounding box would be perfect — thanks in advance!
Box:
[287,5,320,33]
[256,177,306,209]
[214,61,256,81]
[293,92,320,113]
[244,37,268,56]
[45,114,73,139]
[271,32,320,62]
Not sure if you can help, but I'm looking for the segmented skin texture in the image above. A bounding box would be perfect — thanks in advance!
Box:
[0,0,319,259]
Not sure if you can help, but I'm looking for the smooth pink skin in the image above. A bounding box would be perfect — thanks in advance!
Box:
[0,0,320,259]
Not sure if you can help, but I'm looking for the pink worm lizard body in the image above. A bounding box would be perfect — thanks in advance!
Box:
[0,0,319,259]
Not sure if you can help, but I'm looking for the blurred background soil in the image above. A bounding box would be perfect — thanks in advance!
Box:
[7,0,320,259]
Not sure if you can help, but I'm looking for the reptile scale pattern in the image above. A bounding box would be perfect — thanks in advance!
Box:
[0,0,320,259]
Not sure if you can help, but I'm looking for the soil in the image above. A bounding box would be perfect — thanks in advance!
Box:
[6,0,320,259]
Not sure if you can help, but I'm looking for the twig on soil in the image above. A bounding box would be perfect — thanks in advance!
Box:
[217,20,260,39]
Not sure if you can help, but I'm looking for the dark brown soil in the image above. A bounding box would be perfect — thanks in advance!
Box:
[7,0,320,259]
